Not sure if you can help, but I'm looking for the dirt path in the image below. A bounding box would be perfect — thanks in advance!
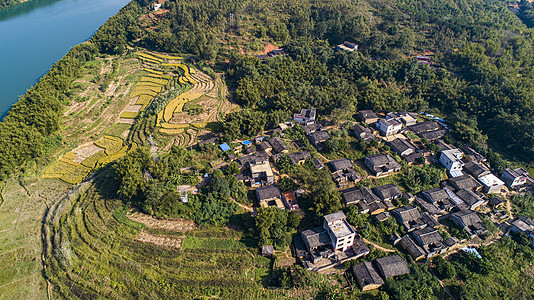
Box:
[362,238,396,253]
[230,197,254,212]
[127,211,197,232]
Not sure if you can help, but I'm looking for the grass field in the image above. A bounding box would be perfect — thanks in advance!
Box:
[43,173,289,299]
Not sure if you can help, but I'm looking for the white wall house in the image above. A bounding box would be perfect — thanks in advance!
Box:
[323,211,355,252]
[439,149,464,174]
[377,119,402,136]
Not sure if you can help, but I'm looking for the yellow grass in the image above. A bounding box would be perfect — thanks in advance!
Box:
[58,157,79,166]
[161,123,189,129]
[160,128,184,135]
[81,151,107,168]
[191,123,205,129]
[140,57,161,64]
[140,77,168,85]
[59,164,92,184]
[97,145,129,165]
[163,96,186,122]
[94,136,123,155]
[161,63,196,84]
[120,111,138,119]
[136,95,153,105]
[179,76,186,84]
[156,110,164,125]
[137,52,162,61]
[63,152,75,160]
[131,89,159,98]
[146,74,173,80]
[144,68,163,74]
[152,53,183,60]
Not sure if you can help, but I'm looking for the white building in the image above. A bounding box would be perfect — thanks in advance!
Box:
[323,211,356,252]
[377,119,402,136]
[439,149,464,175]
[478,174,505,194]
[293,108,316,124]
[501,168,529,188]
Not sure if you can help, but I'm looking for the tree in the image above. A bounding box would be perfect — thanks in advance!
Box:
[225,161,240,175]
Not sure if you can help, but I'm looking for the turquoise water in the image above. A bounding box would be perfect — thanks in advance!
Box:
[0,0,131,117]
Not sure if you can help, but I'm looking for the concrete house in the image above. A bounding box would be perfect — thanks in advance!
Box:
[501,168,529,188]
[439,149,464,175]
[359,110,379,124]
[293,108,316,124]
[364,154,402,177]
[336,41,358,52]
[282,191,299,211]
[478,174,505,194]
[324,211,356,252]
[377,118,402,136]
[249,160,274,185]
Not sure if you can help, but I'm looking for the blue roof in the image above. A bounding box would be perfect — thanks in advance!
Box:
[242,140,252,146]
[220,143,231,151]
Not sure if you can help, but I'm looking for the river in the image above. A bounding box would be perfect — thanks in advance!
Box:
[0,0,131,117]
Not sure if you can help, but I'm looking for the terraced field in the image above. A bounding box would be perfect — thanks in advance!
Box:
[42,174,283,299]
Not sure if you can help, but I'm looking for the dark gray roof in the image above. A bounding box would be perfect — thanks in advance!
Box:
[288,151,311,164]
[330,158,353,172]
[421,212,440,228]
[352,239,371,257]
[269,137,289,153]
[369,201,386,213]
[309,130,330,143]
[353,262,384,289]
[422,187,449,203]
[313,158,324,169]
[489,197,504,207]
[342,188,364,205]
[365,154,402,173]
[293,235,307,258]
[511,216,534,232]
[353,124,373,139]
[375,255,410,278]
[324,211,347,223]
[301,227,331,250]
[449,175,479,191]
[408,121,439,134]
[302,123,322,135]
[259,140,272,151]
[376,212,391,222]
[464,161,491,178]
[415,196,441,215]
[256,185,281,201]
[392,205,421,223]
[452,210,481,227]
[359,110,378,121]
[455,189,484,208]
[244,146,256,154]
[413,227,443,246]
[399,235,426,260]
[419,129,447,141]
[238,151,269,166]
[388,138,415,155]
[404,152,424,163]
[374,184,402,200]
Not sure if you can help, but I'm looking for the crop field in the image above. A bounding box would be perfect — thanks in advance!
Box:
[94,135,124,155]
[42,175,287,299]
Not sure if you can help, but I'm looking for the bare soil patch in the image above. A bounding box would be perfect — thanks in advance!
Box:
[72,144,104,163]
[135,230,183,249]
[127,211,197,232]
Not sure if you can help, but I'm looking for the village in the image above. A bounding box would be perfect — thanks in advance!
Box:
[195,106,534,291]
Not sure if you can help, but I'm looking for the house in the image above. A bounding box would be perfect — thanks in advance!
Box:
[448,175,481,191]
[359,110,379,124]
[386,112,417,126]
[376,212,391,222]
[302,122,322,135]
[404,151,425,164]
[501,168,529,188]
[352,238,371,258]
[419,129,447,141]
[324,211,356,252]
[249,160,274,185]
[341,187,381,207]
[244,146,256,154]
[287,151,311,165]
[398,235,426,261]
[415,196,442,215]
[301,227,332,255]
[421,187,453,213]
[377,118,402,136]
[439,149,464,175]
[407,121,440,135]
[368,201,387,215]
[421,212,440,228]
[282,191,299,211]
[391,205,427,232]
[353,124,374,141]
[262,245,274,257]
[309,130,331,145]
[478,174,505,194]
[269,48,287,57]
[374,184,402,201]
[375,255,410,278]
[388,138,415,156]
[455,189,487,210]
[509,216,534,246]
[269,137,289,153]
[237,151,269,167]
[488,197,505,209]
[259,140,273,152]
[332,169,360,187]
[336,41,358,52]
[330,158,354,172]
[352,262,384,291]
[256,185,284,209]
[463,161,491,178]
[412,227,445,255]
[364,154,402,177]
[313,158,324,169]
[450,210,486,238]
[293,108,317,124]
